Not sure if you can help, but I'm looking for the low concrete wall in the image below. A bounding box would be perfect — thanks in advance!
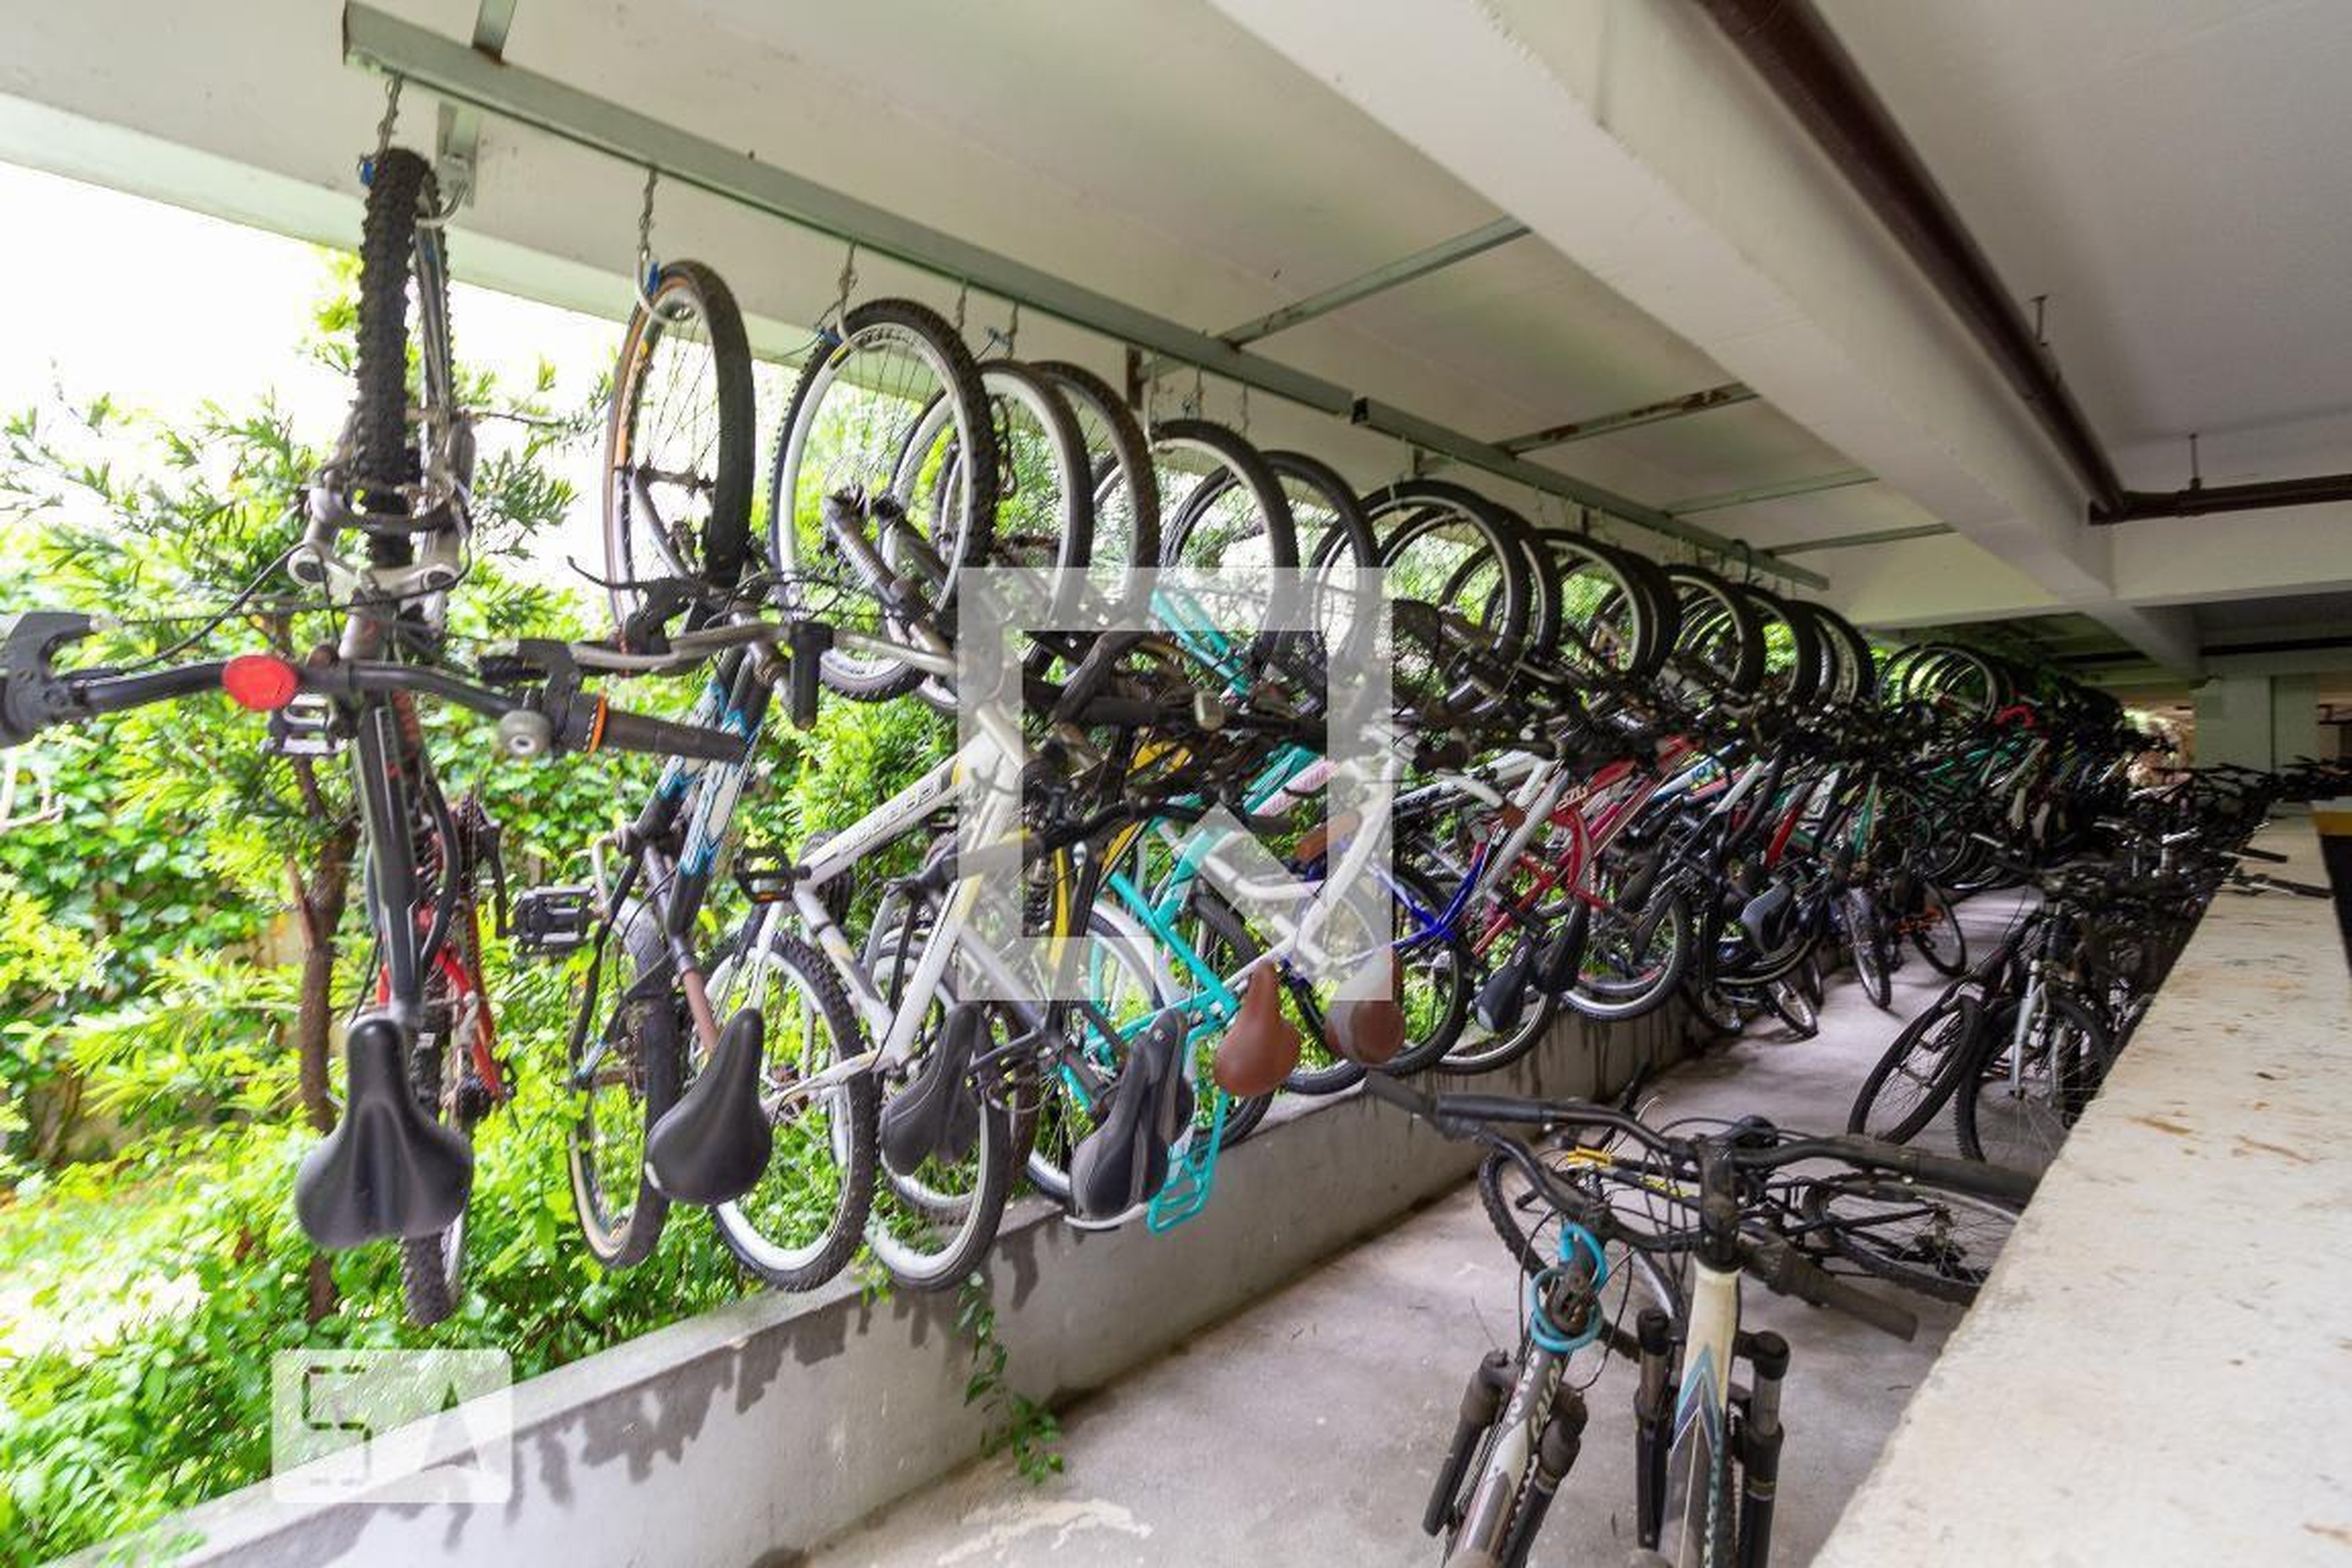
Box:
[89,1006,1692,1568]
[1817,820,2352,1567]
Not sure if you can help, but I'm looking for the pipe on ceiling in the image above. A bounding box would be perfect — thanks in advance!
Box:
[2099,473,2352,522]
[1698,0,2352,529]
[1694,0,2126,514]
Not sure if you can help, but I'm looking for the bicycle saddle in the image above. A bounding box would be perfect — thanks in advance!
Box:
[1474,933,1537,1035]
[1737,881,1794,954]
[646,1006,773,1207]
[878,1001,984,1175]
[294,1013,472,1250]
[1213,967,1302,1097]
[1325,954,1406,1068]
[1069,1008,1190,1221]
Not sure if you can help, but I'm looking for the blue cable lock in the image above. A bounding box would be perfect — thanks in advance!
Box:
[1526,1221,1610,1354]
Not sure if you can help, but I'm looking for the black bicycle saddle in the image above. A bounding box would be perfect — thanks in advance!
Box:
[1069,1007,1191,1221]
[878,1001,986,1175]
[646,1006,774,1206]
[294,1012,472,1250]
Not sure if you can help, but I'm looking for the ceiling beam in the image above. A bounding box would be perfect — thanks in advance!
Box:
[1496,382,1755,454]
[1136,216,1525,380]
[431,0,520,206]
[341,4,1828,590]
[1665,468,1875,516]
[1765,522,1951,557]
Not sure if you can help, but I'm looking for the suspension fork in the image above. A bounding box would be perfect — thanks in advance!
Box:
[1735,1331,1790,1568]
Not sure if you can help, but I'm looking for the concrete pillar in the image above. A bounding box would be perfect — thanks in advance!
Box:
[2272,674,2322,766]
[2193,673,2322,770]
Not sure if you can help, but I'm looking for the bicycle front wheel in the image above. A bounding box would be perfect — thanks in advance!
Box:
[1801,1174,2021,1304]
[768,297,997,699]
[603,259,755,630]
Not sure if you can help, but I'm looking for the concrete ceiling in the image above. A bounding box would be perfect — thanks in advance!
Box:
[1820,0,2352,483]
[0,0,2342,666]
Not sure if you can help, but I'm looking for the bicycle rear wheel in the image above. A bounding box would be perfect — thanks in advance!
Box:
[565,899,683,1270]
[603,260,755,631]
[706,914,880,1291]
[862,892,1019,1289]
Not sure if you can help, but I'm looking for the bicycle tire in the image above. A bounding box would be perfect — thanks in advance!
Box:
[1845,887,1893,1009]
[565,899,683,1270]
[352,148,439,562]
[1801,1174,2021,1305]
[1030,359,1161,571]
[603,259,755,630]
[768,296,998,700]
[1845,991,1981,1144]
[707,919,881,1291]
[1662,564,1766,699]
[861,895,1019,1291]
[1954,990,2108,1170]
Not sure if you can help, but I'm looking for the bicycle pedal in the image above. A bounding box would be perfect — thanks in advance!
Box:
[513,884,594,957]
[264,693,344,757]
[731,846,797,906]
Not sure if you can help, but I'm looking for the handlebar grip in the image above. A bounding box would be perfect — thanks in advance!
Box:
[572,697,747,764]
[1749,1238,1918,1341]
[1797,1262,1920,1341]
[1897,1150,2041,1207]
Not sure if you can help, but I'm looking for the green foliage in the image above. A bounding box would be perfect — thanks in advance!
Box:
[956,1274,1064,1485]
[0,258,983,1566]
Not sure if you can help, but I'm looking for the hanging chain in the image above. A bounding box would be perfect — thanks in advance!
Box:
[371,75,404,169]
[1238,383,1251,439]
[1001,301,1020,357]
[827,241,860,336]
[635,168,660,298]
[952,279,970,336]
[1188,366,1205,418]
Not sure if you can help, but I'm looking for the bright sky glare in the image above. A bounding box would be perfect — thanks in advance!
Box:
[0,159,622,590]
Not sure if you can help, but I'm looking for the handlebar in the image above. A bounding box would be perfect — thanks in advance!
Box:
[0,611,745,764]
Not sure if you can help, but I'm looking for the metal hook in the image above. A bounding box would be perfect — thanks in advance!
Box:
[367,74,405,176]
[634,167,661,309]
[827,240,860,336]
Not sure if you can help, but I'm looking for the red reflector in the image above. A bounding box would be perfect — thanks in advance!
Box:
[222,654,301,712]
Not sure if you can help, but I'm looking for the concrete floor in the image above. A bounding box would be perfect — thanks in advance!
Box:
[806,895,2026,1568]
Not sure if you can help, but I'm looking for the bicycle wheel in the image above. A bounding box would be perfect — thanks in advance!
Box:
[1846,992,1980,1144]
[1758,973,1819,1038]
[1475,1148,1685,1335]
[706,914,881,1291]
[1026,903,1199,1203]
[862,893,1019,1290]
[565,899,683,1270]
[768,297,997,699]
[1662,564,1766,699]
[1955,991,2108,1173]
[1546,533,1666,684]
[1801,1174,2020,1304]
[602,260,755,631]
[1899,879,1969,977]
[1844,886,1893,1009]
[1561,873,1691,1023]
[1366,480,1536,717]
[1031,360,1161,574]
